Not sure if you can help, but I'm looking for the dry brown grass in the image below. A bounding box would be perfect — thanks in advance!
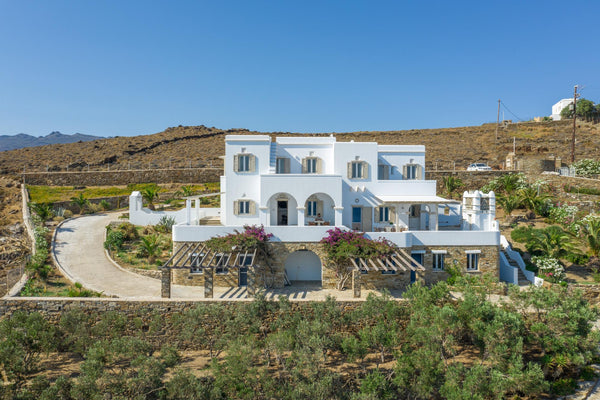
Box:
[1,120,599,175]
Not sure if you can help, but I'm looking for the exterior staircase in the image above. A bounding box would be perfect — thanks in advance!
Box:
[269,142,277,173]
[502,249,530,286]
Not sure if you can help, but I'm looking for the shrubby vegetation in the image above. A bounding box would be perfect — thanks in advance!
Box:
[104,222,171,269]
[571,159,600,177]
[2,278,598,399]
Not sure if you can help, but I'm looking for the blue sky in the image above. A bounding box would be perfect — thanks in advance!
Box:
[1,1,598,137]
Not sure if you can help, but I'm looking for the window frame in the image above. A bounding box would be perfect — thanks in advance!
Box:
[466,251,480,271]
[307,200,318,217]
[238,154,250,172]
[306,157,317,173]
[379,206,390,222]
[432,252,445,271]
[405,164,418,180]
[238,200,250,215]
[276,157,290,174]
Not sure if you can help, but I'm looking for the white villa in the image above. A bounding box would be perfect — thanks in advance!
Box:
[129,135,527,298]
[551,98,573,121]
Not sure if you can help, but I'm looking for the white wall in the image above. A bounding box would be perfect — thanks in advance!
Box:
[224,136,270,226]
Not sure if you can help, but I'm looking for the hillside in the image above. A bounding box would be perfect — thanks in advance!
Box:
[0,120,598,176]
[0,131,104,152]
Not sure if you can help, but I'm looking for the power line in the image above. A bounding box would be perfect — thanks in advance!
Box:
[499,101,524,122]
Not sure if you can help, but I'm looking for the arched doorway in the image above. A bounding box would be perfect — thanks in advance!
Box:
[284,250,322,284]
[267,193,298,226]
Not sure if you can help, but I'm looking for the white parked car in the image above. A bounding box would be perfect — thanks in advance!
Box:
[467,163,492,171]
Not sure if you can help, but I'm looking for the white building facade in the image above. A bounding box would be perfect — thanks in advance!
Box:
[551,98,573,121]
[131,135,505,296]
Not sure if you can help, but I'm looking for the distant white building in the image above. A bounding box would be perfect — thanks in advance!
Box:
[551,98,573,121]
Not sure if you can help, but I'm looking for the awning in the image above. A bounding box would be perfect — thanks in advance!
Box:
[161,243,257,272]
[350,249,426,273]
[375,195,459,204]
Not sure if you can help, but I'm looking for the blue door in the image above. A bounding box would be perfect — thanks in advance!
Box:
[410,253,423,284]
[239,267,248,286]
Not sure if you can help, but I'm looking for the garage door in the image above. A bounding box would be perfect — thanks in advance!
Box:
[285,251,322,282]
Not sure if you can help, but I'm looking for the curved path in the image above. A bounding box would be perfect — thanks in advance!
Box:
[52,213,204,299]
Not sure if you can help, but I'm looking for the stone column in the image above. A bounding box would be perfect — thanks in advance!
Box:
[334,207,343,226]
[195,198,200,222]
[161,268,171,298]
[352,269,361,298]
[204,268,214,298]
[297,207,305,227]
[247,267,256,298]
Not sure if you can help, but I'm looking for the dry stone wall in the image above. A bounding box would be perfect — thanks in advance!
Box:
[22,168,222,186]
[0,298,370,347]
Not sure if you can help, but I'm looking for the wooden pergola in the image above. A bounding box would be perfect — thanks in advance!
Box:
[348,249,426,298]
[160,242,257,298]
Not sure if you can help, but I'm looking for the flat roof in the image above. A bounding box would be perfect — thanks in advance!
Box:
[225,135,271,142]
[376,195,458,203]
[378,145,425,153]
[276,136,336,144]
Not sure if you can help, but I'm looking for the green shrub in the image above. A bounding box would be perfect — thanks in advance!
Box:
[104,230,125,252]
[63,209,73,218]
[99,200,111,211]
[565,252,589,265]
[156,215,176,233]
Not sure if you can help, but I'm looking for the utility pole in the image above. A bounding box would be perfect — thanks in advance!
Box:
[571,85,579,163]
[496,99,500,142]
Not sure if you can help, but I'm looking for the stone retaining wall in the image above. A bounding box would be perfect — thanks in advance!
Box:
[427,171,512,193]
[22,168,222,186]
[569,283,600,305]
[0,298,368,346]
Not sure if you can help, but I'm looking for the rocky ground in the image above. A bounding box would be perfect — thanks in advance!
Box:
[0,120,598,176]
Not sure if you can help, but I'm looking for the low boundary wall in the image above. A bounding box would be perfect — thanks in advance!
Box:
[22,168,222,186]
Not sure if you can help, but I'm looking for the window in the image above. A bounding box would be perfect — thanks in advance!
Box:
[276,157,290,174]
[190,252,204,274]
[353,162,363,178]
[466,252,480,271]
[302,157,321,174]
[352,207,362,223]
[379,207,389,222]
[306,158,317,173]
[307,201,317,217]
[378,164,390,180]
[234,200,255,215]
[432,252,445,271]
[348,161,368,179]
[405,164,417,179]
[234,153,255,173]
[238,253,254,267]
[238,155,250,172]
[215,253,228,274]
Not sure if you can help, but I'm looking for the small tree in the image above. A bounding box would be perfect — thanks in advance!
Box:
[442,176,463,199]
[497,193,521,217]
[137,234,163,264]
[70,193,89,214]
[140,185,160,210]
[29,202,54,222]
[579,214,600,257]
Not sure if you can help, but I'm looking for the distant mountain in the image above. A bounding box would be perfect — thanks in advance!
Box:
[0,131,104,151]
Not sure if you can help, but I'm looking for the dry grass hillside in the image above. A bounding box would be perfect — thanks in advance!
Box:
[0,120,598,176]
